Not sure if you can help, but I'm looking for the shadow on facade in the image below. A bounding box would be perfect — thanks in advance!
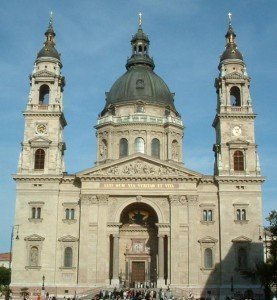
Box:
[199,242,264,300]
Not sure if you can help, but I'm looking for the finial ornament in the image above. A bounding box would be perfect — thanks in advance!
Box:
[49,11,53,26]
[138,12,142,27]
[228,12,232,25]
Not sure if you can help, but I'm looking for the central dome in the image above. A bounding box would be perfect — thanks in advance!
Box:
[102,24,176,113]
[106,65,175,108]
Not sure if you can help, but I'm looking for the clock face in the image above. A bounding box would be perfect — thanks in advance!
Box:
[232,126,242,136]
[36,124,47,135]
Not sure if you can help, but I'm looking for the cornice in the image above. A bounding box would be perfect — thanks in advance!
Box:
[13,174,63,182]
[215,176,265,183]
[78,175,199,182]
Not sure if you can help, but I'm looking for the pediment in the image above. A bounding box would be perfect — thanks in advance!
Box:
[34,70,55,78]
[58,235,79,242]
[232,235,252,243]
[77,153,202,179]
[29,136,52,147]
[24,234,45,241]
[224,72,245,80]
[198,236,218,243]
[227,138,249,145]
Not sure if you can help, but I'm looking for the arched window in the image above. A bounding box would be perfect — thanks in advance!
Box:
[138,45,142,53]
[119,138,128,158]
[230,86,241,106]
[99,139,107,160]
[236,209,241,221]
[70,209,75,220]
[234,150,244,171]
[135,137,145,154]
[30,246,39,266]
[238,247,247,269]
[39,85,50,104]
[64,247,73,268]
[65,208,70,220]
[32,207,36,219]
[241,209,246,221]
[207,210,213,221]
[37,207,41,219]
[204,248,213,268]
[172,140,179,160]
[34,149,45,170]
[151,138,160,158]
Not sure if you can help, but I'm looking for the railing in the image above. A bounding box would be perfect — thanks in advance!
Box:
[26,104,62,112]
[97,114,183,126]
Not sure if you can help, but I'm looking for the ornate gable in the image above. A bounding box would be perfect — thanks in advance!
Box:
[33,70,56,78]
[224,71,246,80]
[77,153,201,180]
[232,236,252,243]
[58,235,79,242]
[29,136,52,148]
[198,236,218,244]
[24,234,45,241]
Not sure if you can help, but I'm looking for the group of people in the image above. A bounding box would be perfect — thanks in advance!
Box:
[96,288,173,300]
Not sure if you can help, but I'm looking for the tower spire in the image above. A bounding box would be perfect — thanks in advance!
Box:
[220,12,243,62]
[138,12,142,27]
[37,12,60,60]
[125,14,155,70]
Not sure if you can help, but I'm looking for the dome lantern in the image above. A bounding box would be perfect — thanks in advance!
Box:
[220,13,243,62]
[37,12,60,61]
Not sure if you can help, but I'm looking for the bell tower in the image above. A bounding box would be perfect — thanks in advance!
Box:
[18,14,66,175]
[213,13,261,176]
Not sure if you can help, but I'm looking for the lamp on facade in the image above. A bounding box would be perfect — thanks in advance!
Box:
[259,225,263,241]
[42,275,45,290]
[9,225,20,269]
[41,275,45,299]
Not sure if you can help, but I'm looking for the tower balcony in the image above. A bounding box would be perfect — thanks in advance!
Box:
[26,103,62,112]
[219,105,254,114]
[96,114,183,127]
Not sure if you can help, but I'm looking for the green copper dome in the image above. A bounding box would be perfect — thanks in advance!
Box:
[103,24,175,112]
[106,65,175,107]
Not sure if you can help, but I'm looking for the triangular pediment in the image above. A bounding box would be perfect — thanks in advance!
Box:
[58,235,79,242]
[224,72,245,80]
[34,70,55,78]
[198,236,218,243]
[77,153,202,179]
[232,235,252,243]
[29,136,52,146]
[24,234,45,241]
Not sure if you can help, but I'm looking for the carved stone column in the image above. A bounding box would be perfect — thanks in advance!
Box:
[112,234,120,285]
[157,234,165,286]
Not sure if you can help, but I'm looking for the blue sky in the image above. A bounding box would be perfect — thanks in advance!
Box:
[0,1,276,252]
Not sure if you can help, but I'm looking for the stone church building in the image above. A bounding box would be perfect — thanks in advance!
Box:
[11,15,264,299]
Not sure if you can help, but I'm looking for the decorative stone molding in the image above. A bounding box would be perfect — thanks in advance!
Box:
[232,236,252,243]
[186,195,199,205]
[24,234,45,242]
[97,194,109,205]
[168,195,181,206]
[107,222,122,228]
[58,235,79,242]
[80,194,98,205]
[136,195,142,202]
[93,161,190,177]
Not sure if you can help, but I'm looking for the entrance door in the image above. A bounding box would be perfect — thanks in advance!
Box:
[132,261,145,284]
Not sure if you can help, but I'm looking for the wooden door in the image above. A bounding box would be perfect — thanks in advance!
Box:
[132,261,145,283]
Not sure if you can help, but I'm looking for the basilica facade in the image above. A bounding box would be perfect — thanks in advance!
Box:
[11,16,264,299]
